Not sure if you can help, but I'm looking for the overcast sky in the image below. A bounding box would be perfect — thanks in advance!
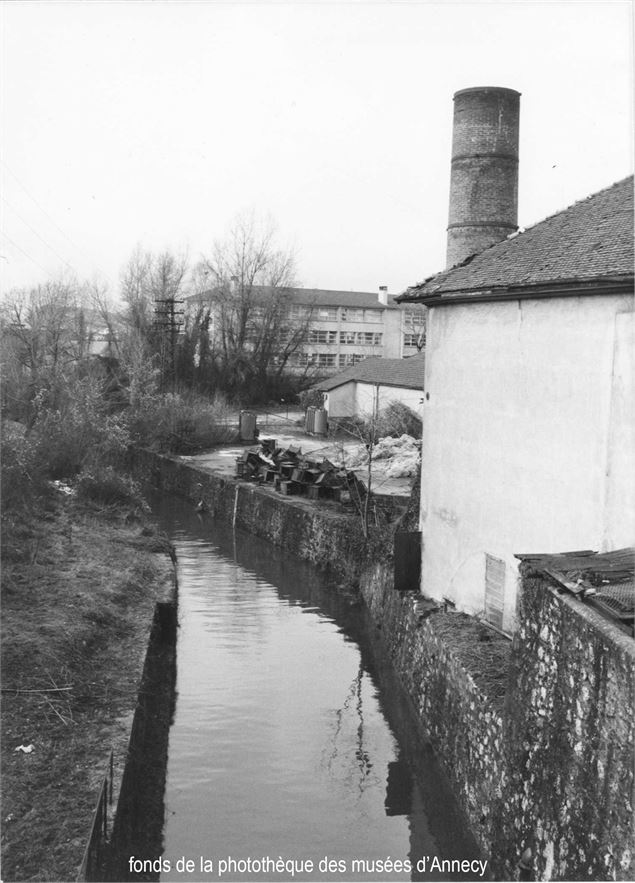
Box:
[1,1,632,299]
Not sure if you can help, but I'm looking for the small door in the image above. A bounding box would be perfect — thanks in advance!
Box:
[394,531,422,593]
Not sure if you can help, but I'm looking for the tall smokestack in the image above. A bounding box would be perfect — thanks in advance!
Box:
[446,86,520,269]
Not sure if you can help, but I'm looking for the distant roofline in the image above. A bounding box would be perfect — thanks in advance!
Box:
[187,285,402,309]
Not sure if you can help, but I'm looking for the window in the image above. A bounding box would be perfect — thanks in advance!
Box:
[341,308,383,323]
[308,352,336,368]
[288,304,310,320]
[484,554,506,630]
[291,352,309,366]
[339,353,367,367]
[339,331,382,346]
[308,329,337,345]
[404,332,425,348]
[316,307,338,321]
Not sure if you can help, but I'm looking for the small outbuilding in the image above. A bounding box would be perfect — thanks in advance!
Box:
[311,354,425,420]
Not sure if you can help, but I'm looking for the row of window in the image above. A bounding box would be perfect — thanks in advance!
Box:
[289,352,367,368]
[307,330,384,346]
[288,305,384,323]
[403,332,426,348]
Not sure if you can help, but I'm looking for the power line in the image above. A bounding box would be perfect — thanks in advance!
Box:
[2,196,78,274]
[0,158,116,287]
[0,230,50,275]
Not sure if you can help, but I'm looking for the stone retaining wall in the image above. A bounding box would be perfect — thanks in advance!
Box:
[492,569,635,881]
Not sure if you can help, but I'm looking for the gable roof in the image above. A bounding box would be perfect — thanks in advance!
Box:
[187,286,400,310]
[313,354,425,392]
[399,175,634,306]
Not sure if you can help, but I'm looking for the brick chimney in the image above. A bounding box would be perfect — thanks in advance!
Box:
[446,86,520,269]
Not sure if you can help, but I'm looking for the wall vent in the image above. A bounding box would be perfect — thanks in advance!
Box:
[484,554,506,630]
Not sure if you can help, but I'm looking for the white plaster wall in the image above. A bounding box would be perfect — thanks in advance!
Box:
[420,295,634,633]
[354,383,423,419]
[377,385,424,415]
[383,310,403,358]
[323,384,355,418]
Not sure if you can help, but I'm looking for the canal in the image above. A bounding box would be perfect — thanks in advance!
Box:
[152,494,481,882]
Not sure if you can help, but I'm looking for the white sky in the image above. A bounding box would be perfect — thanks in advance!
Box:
[1,0,633,298]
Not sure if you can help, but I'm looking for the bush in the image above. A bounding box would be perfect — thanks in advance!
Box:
[374,401,422,440]
[75,465,147,509]
[297,388,324,410]
[20,376,132,481]
[128,391,236,453]
[1,421,44,513]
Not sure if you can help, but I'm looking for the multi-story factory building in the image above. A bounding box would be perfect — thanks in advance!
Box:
[186,285,425,373]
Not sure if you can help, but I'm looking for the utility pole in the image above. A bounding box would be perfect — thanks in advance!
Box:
[153,298,184,390]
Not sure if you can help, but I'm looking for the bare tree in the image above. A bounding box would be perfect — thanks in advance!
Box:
[194,212,312,399]
[118,246,189,392]
[0,280,93,425]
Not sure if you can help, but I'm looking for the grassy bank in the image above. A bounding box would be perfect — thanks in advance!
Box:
[1,491,175,882]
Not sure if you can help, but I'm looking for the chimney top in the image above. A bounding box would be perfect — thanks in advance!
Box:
[378,285,388,305]
[446,86,520,268]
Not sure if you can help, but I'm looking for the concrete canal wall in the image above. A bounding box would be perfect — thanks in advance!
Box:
[133,450,635,882]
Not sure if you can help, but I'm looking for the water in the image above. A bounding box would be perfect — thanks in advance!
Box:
[152,495,480,882]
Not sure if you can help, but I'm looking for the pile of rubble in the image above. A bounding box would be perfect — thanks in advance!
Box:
[235,438,367,504]
[342,434,421,479]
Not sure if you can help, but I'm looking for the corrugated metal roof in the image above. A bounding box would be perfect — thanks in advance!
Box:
[516,547,635,634]
[313,354,425,392]
[401,176,634,304]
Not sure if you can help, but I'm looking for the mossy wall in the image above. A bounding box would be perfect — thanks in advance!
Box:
[491,571,635,881]
[361,563,506,864]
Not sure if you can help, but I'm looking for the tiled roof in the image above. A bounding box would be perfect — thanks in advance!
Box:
[313,354,425,392]
[187,286,400,310]
[401,175,634,303]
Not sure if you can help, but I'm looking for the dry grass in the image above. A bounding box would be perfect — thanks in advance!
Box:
[430,610,512,709]
[1,495,174,882]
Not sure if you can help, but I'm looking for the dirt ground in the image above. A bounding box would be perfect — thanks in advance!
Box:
[1,492,174,882]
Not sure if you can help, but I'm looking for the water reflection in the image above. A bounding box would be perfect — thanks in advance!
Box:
[150,493,480,881]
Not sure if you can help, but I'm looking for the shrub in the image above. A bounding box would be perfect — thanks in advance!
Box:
[374,401,422,440]
[128,391,236,453]
[75,465,147,509]
[297,388,324,410]
[24,376,132,480]
[0,421,44,513]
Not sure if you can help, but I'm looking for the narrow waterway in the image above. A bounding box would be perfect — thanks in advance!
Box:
[152,495,480,882]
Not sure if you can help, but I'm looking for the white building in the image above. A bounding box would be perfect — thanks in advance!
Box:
[186,286,425,372]
[399,175,634,634]
[313,354,425,420]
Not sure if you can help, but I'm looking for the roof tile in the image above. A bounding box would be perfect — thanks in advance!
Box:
[402,175,634,301]
[314,354,425,392]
